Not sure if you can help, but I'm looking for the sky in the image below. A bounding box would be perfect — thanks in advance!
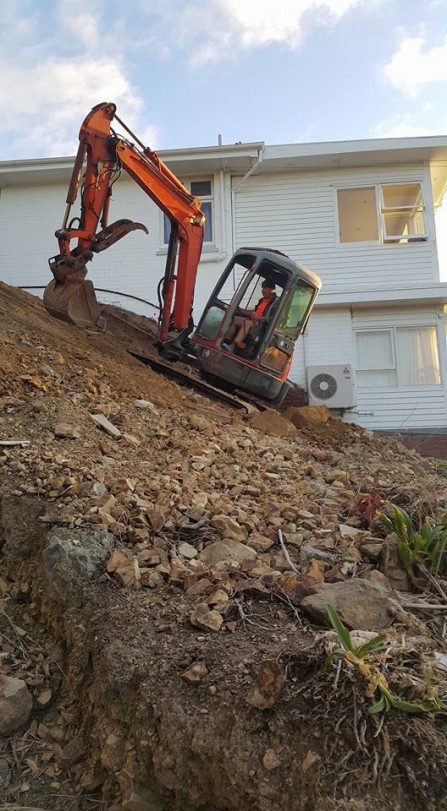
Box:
[1,0,447,161]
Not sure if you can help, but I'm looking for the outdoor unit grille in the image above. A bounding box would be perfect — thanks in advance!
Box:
[306,364,356,409]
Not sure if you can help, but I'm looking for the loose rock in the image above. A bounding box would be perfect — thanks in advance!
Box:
[190,603,223,632]
[0,675,33,734]
[301,579,396,630]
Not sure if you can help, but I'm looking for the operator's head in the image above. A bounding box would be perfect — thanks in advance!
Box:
[261,280,276,298]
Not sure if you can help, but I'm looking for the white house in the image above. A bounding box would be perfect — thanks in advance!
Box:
[1,134,447,434]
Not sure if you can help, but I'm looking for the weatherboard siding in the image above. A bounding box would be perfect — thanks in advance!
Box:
[351,305,447,430]
[289,308,353,388]
[0,185,63,292]
[354,388,446,431]
[233,165,437,290]
[289,304,447,431]
[0,179,229,319]
[351,304,442,328]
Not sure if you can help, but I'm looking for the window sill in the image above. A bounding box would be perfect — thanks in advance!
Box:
[337,238,429,247]
[156,245,226,263]
[356,383,442,390]
[157,244,220,256]
[384,237,428,244]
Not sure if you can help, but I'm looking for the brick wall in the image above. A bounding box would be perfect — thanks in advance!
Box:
[398,434,447,461]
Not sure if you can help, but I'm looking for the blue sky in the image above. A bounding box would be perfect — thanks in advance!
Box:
[1,0,447,160]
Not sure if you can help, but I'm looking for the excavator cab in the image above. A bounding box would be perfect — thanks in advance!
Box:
[192,248,321,404]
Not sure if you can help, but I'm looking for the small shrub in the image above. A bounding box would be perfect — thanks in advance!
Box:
[377,504,447,576]
[325,604,447,715]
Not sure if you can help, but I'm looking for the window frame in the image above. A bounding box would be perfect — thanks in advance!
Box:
[355,328,396,372]
[335,182,428,246]
[354,325,441,388]
[160,175,216,250]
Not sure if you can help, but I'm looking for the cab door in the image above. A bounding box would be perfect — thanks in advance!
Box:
[258,279,319,375]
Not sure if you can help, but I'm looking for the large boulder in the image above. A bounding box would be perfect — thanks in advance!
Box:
[300,579,396,630]
[283,405,332,431]
[42,528,115,606]
[249,409,299,438]
[199,540,256,566]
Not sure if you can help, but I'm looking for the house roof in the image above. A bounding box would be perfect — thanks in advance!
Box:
[1,134,447,201]
[0,143,264,188]
[264,135,447,168]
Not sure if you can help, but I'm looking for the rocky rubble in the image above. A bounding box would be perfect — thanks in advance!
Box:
[1,282,447,811]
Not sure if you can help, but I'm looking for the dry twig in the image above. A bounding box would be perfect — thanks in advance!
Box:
[277,529,300,574]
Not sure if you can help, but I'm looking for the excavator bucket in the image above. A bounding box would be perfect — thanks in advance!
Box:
[43,278,106,331]
[44,220,148,330]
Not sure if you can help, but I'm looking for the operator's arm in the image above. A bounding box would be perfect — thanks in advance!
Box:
[237,299,263,319]
[237,306,255,318]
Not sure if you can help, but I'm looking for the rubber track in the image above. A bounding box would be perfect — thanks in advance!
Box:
[130,351,262,413]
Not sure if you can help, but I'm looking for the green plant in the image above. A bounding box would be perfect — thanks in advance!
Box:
[369,683,447,714]
[325,604,447,715]
[377,504,447,576]
[325,603,387,666]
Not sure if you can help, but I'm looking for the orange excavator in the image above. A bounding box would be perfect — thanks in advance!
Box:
[44,102,321,405]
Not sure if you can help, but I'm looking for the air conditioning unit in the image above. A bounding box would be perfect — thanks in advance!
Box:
[306,364,356,409]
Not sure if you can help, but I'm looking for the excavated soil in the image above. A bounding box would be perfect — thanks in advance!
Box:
[0,282,446,811]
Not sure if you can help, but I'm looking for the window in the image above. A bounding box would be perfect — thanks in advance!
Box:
[337,187,378,242]
[276,282,316,340]
[163,178,214,244]
[337,183,426,244]
[355,326,441,387]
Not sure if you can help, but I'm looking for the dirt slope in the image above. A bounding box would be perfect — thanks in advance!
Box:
[0,282,446,811]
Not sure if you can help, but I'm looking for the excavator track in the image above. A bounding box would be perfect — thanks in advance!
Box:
[103,306,264,413]
[130,351,263,413]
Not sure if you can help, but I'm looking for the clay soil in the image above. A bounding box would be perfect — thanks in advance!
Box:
[0,282,446,811]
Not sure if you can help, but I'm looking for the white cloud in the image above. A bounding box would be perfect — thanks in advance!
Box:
[133,0,369,66]
[383,34,447,97]
[218,0,364,47]
[0,0,160,158]
[0,54,156,158]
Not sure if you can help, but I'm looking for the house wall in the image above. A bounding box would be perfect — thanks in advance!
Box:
[290,308,353,388]
[232,167,447,431]
[0,185,63,291]
[0,176,231,319]
[1,163,439,311]
[288,303,447,431]
[232,165,438,290]
[351,305,447,430]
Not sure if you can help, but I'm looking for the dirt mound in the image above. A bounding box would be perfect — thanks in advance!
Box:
[0,282,446,811]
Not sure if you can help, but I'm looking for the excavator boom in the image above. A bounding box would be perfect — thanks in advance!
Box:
[45,102,205,337]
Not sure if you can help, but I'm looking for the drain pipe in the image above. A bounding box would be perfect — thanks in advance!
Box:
[229,145,265,290]
[230,144,265,258]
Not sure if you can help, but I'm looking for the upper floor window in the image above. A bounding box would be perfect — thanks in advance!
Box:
[355,326,440,387]
[337,183,427,244]
[163,178,214,245]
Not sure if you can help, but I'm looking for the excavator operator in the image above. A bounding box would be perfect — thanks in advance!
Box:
[223,280,278,352]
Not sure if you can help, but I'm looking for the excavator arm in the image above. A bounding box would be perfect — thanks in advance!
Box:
[45,102,205,340]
